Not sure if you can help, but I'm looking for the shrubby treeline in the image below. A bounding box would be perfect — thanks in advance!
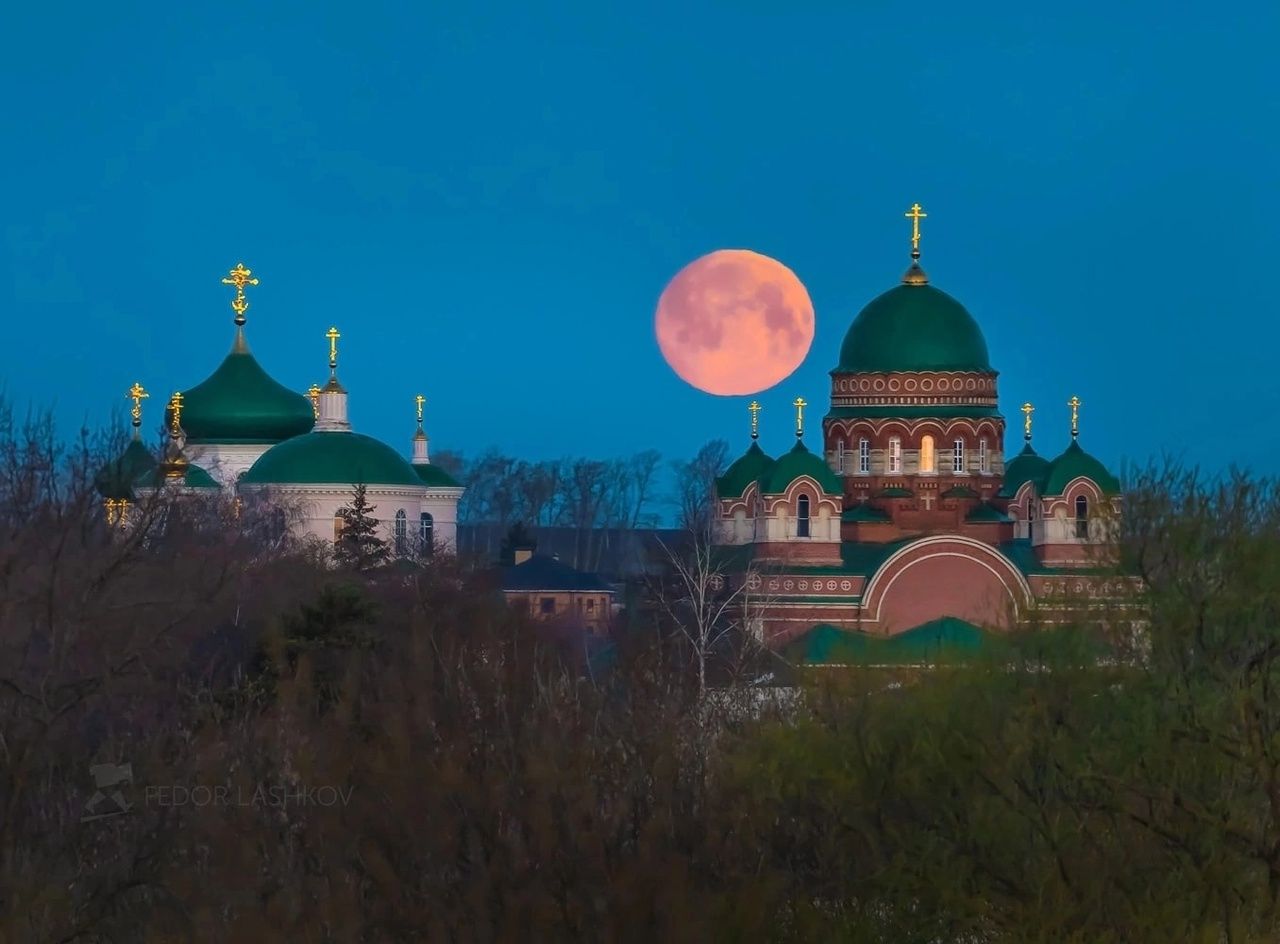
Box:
[4,403,1280,941]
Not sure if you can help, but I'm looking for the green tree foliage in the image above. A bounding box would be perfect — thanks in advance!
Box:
[333,482,390,572]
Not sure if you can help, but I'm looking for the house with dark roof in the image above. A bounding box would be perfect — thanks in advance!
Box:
[498,549,616,633]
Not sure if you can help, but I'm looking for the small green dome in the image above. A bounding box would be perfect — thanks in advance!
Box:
[998,443,1051,498]
[170,344,314,445]
[95,439,157,500]
[760,440,841,495]
[241,431,424,488]
[133,461,220,491]
[1040,440,1120,497]
[413,463,462,488]
[837,282,991,373]
[716,441,774,498]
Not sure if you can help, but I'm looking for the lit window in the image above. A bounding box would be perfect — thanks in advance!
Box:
[1075,495,1089,539]
[797,494,811,538]
[888,437,902,474]
[979,438,989,474]
[953,438,966,474]
[419,512,434,556]
[333,516,344,543]
[858,438,870,474]
[920,435,936,473]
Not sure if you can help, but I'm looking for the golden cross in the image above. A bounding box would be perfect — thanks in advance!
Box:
[326,326,341,369]
[221,263,259,325]
[168,391,184,435]
[1068,395,1081,439]
[1021,401,1034,442]
[793,396,807,438]
[905,203,927,254]
[308,383,321,419]
[415,394,426,424]
[748,400,761,440]
[126,381,150,426]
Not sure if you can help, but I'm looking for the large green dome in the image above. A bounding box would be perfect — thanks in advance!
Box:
[998,443,1051,498]
[169,344,315,445]
[837,280,991,373]
[716,441,774,498]
[241,431,424,488]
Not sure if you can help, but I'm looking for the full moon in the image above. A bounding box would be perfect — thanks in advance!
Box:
[655,249,814,396]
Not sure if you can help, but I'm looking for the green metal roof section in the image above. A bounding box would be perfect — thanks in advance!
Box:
[824,405,1002,421]
[966,502,1013,523]
[133,461,220,491]
[169,345,315,445]
[841,504,890,522]
[786,617,991,665]
[877,486,914,498]
[413,463,463,488]
[1040,440,1121,496]
[836,282,992,373]
[941,485,980,499]
[759,440,841,495]
[998,443,1051,498]
[715,441,774,498]
[95,439,158,500]
[241,431,425,487]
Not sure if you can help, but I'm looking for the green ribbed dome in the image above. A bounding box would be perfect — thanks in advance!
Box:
[413,463,463,488]
[241,431,424,487]
[1040,440,1120,497]
[716,441,774,498]
[998,443,1051,498]
[95,439,157,500]
[837,281,991,373]
[170,340,314,445]
[760,441,841,495]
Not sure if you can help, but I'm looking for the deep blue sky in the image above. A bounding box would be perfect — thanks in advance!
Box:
[4,3,1277,475]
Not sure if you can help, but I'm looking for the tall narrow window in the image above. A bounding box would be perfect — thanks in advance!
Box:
[979,438,989,474]
[953,438,966,474]
[1074,495,1089,539]
[835,440,844,474]
[888,437,902,474]
[858,437,870,474]
[333,516,344,544]
[419,512,434,556]
[394,509,407,556]
[919,435,936,474]
[797,494,811,538]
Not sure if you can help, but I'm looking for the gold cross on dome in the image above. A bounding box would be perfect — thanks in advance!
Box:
[905,203,927,253]
[1068,395,1081,439]
[168,391,184,435]
[326,326,341,369]
[793,397,807,439]
[126,381,149,426]
[1021,401,1034,442]
[748,400,761,440]
[221,263,259,325]
[415,394,426,424]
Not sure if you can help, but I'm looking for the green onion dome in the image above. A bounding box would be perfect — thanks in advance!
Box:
[760,440,841,495]
[413,463,463,488]
[95,439,158,500]
[715,441,775,498]
[998,443,1051,498]
[1039,440,1120,497]
[837,274,991,373]
[168,337,314,445]
[133,461,220,491]
[241,431,424,488]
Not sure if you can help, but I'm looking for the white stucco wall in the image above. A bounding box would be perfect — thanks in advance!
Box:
[187,443,275,488]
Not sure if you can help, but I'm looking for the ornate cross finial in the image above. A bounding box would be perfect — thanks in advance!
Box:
[905,203,927,258]
[1021,401,1034,443]
[168,391,184,436]
[748,400,761,441]
[221,263,259,326]
[1068,395,1081,440]
[126,382,150,430]
[308,383,321,419]
[326,326,341,370]
[415,394,426,425]
[793,397,807,439]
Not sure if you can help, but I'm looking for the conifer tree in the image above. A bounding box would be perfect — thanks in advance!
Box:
[333,483,390,572]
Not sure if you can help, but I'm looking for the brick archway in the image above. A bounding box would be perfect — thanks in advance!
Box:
[862,536,1030,636]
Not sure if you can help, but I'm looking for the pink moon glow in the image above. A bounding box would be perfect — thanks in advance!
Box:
[655,249,814,396]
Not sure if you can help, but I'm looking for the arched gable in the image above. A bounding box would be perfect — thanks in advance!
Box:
[761,475,842,515]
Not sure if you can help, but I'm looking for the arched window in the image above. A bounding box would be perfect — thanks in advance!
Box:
[797,494,811,538]
[1074,495,1089,539]
[979,438,990,474]
[858,437,870,474]
[420,512,434,556]
[888,437,902,474]
[919,435,936,474]
[953,438,966,474]
[394,509,407,556]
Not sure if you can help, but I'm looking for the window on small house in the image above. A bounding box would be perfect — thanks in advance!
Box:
[1075,495,1089,539]
[953,438,966,473]
[797,494,811,538]
[394,509,407,556]
[888,437,902,474]
[979,438,989,474]
[858,437,870,474]
[586,598,596,612]
[419,512,434,556]
[919,435,936,473]
[540,597,556,614]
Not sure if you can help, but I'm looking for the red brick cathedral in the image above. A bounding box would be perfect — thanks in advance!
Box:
[713,206,1123,658]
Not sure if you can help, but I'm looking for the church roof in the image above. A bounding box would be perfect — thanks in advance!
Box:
[837,281,991,374]
[998,443,1051,498]
[786,617,990,666]
[95,439,157,500]
[170,341,315,445]
[413,462,463,488]
[716,441,774,498]
[759,440,841,495]
[133,461,220,491]
[1040,440,1120,497]
[241,431,424,488]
